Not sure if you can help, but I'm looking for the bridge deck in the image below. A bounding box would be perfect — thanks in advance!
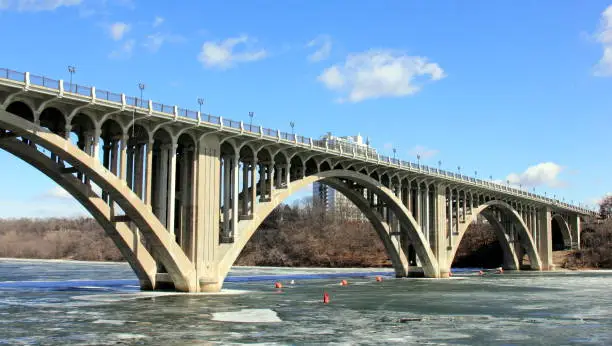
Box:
[0,68,594,216]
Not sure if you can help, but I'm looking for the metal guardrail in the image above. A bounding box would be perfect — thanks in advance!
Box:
[0,67,595,215]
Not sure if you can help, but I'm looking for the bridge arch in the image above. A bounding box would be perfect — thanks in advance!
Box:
[551,214,572,250]
[0,136,158,289]
[449,200,542,271]
[0,108,198,292]
[6,101,34,122]
[217,169,439,284]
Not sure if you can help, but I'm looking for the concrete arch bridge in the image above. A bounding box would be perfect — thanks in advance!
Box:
[0,69,593,292]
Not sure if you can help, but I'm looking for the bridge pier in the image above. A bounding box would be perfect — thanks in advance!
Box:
[538,207,554,270]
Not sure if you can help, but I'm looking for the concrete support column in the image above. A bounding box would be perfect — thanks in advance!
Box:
[242,162,249,217]
[275,163,282,189]
[538,208,553,270]
[285,164,291,189]
[134,144,144,199]
[436,185,450,277]
[258,163,266,202]
[454,190,460,236]
[120,134,129,181]
[463,193,467,221]
[268,161,275,197]
[110,139,119,176]
[83,131,92,156]
[424,185,430,244]
[222,156,231,239]
[145,140,154,207]
[250,159,257,215]
[158,145,169,227]
[92,128,101,162]
[568,214,581,250]
[179,147,191,249]
[64,125,72,140]
[231,153,240,238]
[415,183,421,225]
[167,143,178,240]
[532,209,538,249]
[448,189,453,248]
[126,146,134,190]
[407,183,413,212]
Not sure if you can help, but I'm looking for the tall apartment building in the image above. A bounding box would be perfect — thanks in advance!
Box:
[312,133,375,221]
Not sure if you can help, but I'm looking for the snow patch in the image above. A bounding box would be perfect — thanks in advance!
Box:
[212,308,282,323]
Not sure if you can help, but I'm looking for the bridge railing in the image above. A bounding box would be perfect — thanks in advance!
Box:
[0,67,594,215]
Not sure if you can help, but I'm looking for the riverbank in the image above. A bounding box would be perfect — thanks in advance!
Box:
[1,214,609,270]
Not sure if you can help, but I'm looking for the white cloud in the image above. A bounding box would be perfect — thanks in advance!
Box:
[109,21,130,41]
[152,16,164,27]
[307,35,332,62]
[197,35,267,69]
[594,5,612,77]
[318,49,445,103]
[506,162,566,188]
[109,39,134,59]
[0,0,81,11]
[143,32,184,53]
[408,145,439,159]
[43,186,72,200]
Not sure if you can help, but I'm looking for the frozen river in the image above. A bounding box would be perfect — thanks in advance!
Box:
[0,259,611,345]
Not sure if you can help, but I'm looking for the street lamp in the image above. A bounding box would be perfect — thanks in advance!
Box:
[67,66,76,92]
[138,83,145,107]
[133,83,145,136]
[248,111,254,126]
[457,166,461,176]
[392,148,396,159]
[489,175,493,182]
[198,98,204,113]
[417,154,421,167]
[437,160,441,172]
[290,121,295,135]
[474,170,478,179]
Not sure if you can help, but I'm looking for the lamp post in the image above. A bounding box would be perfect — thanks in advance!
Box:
[475,170,478,179]
[138,83,145,107]
[438,160,441,172]
[290,121,295,135]
[248,111,254,127]
[198,98,204,113]
[489,175,493,182]
[392,148,396,160]
[457,165,461,176]
[133,83,145,136]
[417,154,421,168]
[67,66,76,92]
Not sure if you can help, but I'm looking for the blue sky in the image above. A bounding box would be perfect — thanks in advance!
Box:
[0,0,610,217]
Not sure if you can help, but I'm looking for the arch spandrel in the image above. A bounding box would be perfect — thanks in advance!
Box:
[0,136,158,289]
[0,108,197,292]
[217,169,439,282]
[551,214,572,249]
[450,200,542,271]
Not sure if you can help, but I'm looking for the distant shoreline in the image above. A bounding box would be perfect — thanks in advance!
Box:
[1,257,608,273]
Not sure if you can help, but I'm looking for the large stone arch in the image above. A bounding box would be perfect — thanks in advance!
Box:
[217,169,439,284]
[0,108,197,292]
[0,136,157,289]
[449,200,542,271]
[551,214,572,250]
